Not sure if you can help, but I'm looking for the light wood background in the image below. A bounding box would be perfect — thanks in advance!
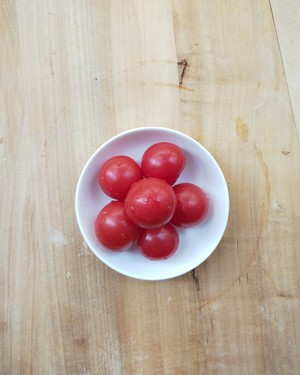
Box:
[1,1,300,374]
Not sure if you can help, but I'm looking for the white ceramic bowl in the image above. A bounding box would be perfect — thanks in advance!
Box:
[75,127,229,280]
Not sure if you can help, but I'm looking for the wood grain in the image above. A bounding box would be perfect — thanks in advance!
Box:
[0,1,299,374]
[270,0,300,137]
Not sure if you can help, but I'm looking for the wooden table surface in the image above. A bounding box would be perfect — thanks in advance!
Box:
[1,1,300,374]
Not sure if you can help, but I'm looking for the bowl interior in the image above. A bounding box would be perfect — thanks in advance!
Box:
[75,127,229,280]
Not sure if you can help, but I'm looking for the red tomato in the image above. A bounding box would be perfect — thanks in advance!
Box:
[99,155,143,200]
[138,223,179,260]
[125,177,177,229]
[171,183,209,227]
[95,201,140,251]
[141,142,186,185]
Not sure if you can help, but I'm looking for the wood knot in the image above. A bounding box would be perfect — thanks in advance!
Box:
[177,59,189,85]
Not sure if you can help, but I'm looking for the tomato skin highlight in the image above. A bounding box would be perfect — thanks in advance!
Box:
[98,155,143,200]
[125,177,177,229]
[138,223,179,260]
[171,183,209,227]
[95,201,140,251]
[141,142,186,185]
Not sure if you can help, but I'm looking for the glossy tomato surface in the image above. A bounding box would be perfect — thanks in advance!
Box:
[141,142,186,185]
[125,177,177,229]
[99,155,143,200]
[95,201,140,251]
[138,223,179,260]
[171,183,209,227]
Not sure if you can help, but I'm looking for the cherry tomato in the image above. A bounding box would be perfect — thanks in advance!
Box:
[138,223,179,260]
[171,183,209,227]
[98,155,143,200]
[95,201,140,251]
[141,142,186,185]
[125,177,177,229]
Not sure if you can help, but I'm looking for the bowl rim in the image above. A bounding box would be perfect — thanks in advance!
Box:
[75,126,230,280]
